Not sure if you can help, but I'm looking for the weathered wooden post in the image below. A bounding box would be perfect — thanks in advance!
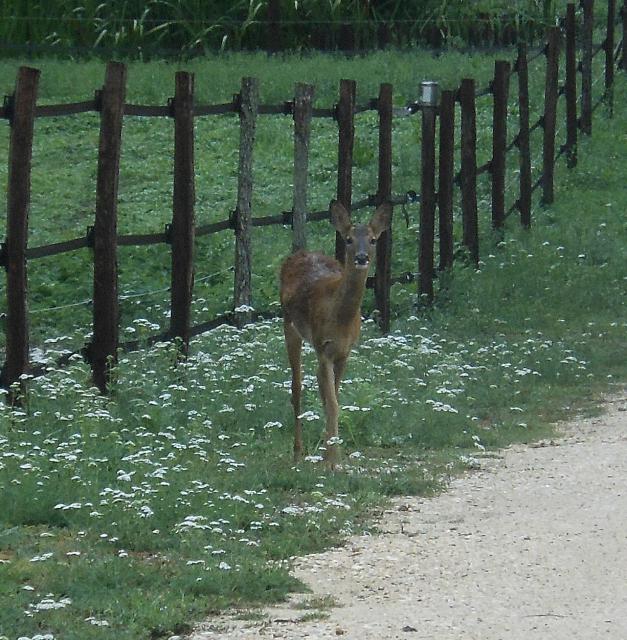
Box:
[438,89,455,271]
[565,3,578,168]
[491,60,511,230]
[169,71,195,352]
[580,0,594,135]
[459,78,479,265]
[2,66,39,401]
[335,79,356,264]
[605,0,616,115]
[91,62,126,393]
[418,81,438,303]
[377,22,391,49]
[292,83,314,252]
[267,0,281,53]
[542,26,560,205]
[516,43,532,228]
[622,0,627,71]
[234,77,258,327]
[339,23,356,52]
[374,82,393,332]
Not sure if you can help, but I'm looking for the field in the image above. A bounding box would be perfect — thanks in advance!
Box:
[0,45,626,640]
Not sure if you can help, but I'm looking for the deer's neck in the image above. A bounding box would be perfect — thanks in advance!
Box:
[334,263,368,324]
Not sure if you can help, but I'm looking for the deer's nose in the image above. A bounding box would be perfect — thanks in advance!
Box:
[355,253,369,266]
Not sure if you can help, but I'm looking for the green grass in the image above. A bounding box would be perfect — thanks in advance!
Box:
[0,46,625,639]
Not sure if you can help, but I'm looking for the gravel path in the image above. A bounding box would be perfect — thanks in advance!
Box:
[189,394,627,640]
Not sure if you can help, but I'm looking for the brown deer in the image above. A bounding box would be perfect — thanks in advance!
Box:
[280,199,391,467]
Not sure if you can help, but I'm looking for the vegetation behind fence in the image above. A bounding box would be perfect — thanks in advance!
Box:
[1,0,573,56]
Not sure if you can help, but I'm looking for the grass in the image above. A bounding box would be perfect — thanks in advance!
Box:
[0,44,625,640]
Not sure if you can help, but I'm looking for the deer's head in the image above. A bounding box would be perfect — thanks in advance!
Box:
[330,200,391,270]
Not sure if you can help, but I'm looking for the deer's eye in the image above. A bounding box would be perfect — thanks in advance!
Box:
[345,237,353,245]
[370,238,377,245]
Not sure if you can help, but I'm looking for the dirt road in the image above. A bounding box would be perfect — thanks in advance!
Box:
[189,394,627,640]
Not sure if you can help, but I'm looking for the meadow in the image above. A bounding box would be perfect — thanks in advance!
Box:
[0,45,625,640]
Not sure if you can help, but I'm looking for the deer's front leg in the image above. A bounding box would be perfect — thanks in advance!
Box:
[317,357,340,468]
[284,322,303,462]
[333,356,348,400]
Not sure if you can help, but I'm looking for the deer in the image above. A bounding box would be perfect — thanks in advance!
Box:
[279,199,391,468]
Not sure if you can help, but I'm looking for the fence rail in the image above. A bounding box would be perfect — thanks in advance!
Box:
[1,0,625,397]
[1,94,428,123]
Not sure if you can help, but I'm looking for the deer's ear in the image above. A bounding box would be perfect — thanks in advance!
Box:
[369,202,392,239]
[329,200,352,237]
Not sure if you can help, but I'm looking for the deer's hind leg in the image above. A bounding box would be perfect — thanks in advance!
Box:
[284,320,304,461]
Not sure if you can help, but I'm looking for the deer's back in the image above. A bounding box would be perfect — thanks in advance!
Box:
[280,251,342,306]
[280,251,344,338]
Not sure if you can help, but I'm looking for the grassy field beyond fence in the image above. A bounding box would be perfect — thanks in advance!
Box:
[0,48,625,640]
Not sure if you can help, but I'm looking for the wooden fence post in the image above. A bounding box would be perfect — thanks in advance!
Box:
[418,82,438,303]
[267,0,281,53]
[516,43,532,228]
[622,0,627,71]
[580,0,594,135]
[374,82,393,332]
[91,62,126,393]
[339,23,356,52]
[335,79,356,264]
[605,0,616,115]
[459,78,479,266]
[377,22,391,49]
[170,71,195,351]
[438,89,455,271]
[234,77,258,327]
[292,83,314,253]
[565,3,578,168]
[542,27,560,205]
[2,66,39,400]
[491,60,511,230]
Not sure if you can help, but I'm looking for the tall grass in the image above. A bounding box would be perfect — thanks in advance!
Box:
[0,0,575,56]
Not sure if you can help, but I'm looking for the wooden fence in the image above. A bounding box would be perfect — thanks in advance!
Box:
[1,0,625,397]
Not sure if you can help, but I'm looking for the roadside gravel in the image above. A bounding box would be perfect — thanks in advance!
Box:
[189,394,627,640]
